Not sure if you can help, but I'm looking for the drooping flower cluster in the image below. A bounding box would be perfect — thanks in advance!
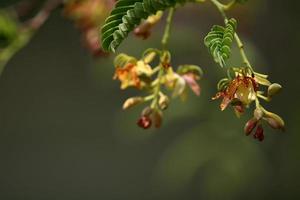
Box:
[213,67,285,141]
[101,0,285,142]
[113,50,203,129]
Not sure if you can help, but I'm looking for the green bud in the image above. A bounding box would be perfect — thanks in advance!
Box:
[264,112,285,131]
[268,83,282,98]
[158,94,169,110]
[160,51,171,68]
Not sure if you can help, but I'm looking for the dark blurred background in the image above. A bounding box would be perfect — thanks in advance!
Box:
[0,0,299,199]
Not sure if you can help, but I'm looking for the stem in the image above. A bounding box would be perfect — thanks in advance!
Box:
[150,8,175,109]
[161,8,175,50]
[0,0,62,77]
[151,66,164,109]
[234,33,253,69]
[209,0,253,70]
[257,93,271,102]
[223,0,237,10]
[210,0,227,19]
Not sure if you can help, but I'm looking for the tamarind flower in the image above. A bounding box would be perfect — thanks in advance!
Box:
[163,66,202,97]
[114,61,153,89]
[213,75,258,111]
[181,73,201,96]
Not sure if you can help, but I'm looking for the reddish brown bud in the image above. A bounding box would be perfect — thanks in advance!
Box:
[137,116,152,129]
[253,125,264,142]
[141,107,153,117]
[244,118,258,136]
[152,110,163,128]
[134,22,152,39]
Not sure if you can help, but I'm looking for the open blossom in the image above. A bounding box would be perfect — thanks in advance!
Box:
[163,68,201,97]
[213,75,258,111]
[182,73,201,96]
[114,61,153,89]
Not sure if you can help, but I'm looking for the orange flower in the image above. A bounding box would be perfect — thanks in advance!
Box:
[213,75,258,111]
[114,61,152,89]
[114,63,141,89]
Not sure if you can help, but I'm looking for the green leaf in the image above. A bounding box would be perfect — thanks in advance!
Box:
[101,0,196,52]
[204,18,237,67]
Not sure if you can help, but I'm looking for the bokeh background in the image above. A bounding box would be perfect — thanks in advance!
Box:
[0,0,299,199]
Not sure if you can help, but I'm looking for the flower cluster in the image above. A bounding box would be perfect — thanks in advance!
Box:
[213,67,285,141]
[102,0,285,142]
[113,50,203,129]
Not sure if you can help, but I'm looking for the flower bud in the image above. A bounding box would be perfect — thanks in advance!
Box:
[152,110,163,128]
[264,112,285,131]
[244,118,258,136]
[141,106,153,117]
[122,97,144,110]
[158,95,170,110]
[253,125,264,141]
[268,83,282,97]
[161,51,171,68]
[134,12,163,40]
[134,22,152,39]
[254,107,264,120]
[137,116,152,129]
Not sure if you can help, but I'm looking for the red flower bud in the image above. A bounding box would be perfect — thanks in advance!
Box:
[253,125,264,142]
[137,116,152,129]
[244,118,258,136]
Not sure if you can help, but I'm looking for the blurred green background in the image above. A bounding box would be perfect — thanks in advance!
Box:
[0,0,299,199]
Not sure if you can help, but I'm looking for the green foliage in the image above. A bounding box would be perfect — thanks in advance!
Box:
[0,11,18,48]
[204,18,237,67]
[101,0,194,52]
